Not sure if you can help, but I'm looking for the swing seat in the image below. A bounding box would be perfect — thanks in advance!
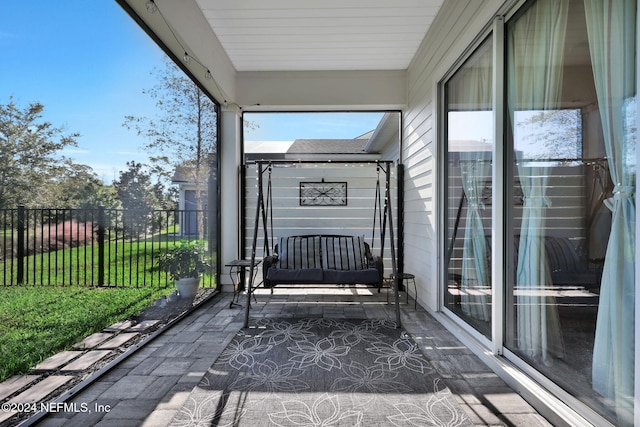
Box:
[262,234,383,289]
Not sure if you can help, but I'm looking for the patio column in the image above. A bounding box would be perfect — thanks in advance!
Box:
[219,104,243,292]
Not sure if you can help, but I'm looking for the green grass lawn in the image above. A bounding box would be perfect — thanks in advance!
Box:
[0,285,173,382]
[1,239,216,287]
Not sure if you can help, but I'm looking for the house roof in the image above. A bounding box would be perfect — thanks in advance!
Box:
[171,165,211,184]
[244,140,295,155]
[171,166,192,183]
[244,135,379,162]
[287,139,369,155]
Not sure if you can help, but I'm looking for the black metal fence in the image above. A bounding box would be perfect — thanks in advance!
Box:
[0,206,216,287]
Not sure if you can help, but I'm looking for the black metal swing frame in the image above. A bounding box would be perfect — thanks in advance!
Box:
[243,160,401,328]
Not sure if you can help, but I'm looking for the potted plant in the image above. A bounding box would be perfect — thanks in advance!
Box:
[157,241,210,298]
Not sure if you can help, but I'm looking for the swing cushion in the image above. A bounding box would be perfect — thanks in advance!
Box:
[263,234,383,288]
[321,235,368,270]
[277,236,322,269]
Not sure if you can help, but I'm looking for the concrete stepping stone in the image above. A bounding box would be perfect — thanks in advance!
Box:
[73,332,113,349]
[104,320,134,332]
[8,375,74,404]
[33,351,83,371]
[127,320,160,331]
[0,409,16,424]
[98,332,139,349]
[0,375,40,400]
[60,350,112,372]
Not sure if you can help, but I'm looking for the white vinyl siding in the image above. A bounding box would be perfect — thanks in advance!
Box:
[404,1,502,310]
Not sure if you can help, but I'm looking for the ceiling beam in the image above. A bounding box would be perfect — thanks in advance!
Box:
[237,70,407,111]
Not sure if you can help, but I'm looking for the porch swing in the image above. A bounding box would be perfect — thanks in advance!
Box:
[243,160,401,328]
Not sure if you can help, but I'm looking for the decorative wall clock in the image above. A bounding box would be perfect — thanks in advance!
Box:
[300,181,347,206]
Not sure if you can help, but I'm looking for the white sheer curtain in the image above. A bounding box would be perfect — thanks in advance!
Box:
[460,152,491,321]
[585,0,636,423]
[507,0,567,365]
[448,40,493,322]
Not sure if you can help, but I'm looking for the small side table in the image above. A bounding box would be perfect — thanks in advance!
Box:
[225,259,261,309]
[387,273,417,309]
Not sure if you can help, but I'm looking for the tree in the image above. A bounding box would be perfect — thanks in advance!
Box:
[39,161,119,210]
[113,161,167,236]
[0,97,80,209]
[123,58,217,238]
[515,109,582,163]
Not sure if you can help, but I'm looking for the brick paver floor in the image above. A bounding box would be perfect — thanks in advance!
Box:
[4,287,554,427]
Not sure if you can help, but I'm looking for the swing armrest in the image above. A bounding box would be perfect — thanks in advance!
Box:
[264,255,278,267]
[263,254,278,288]
[264,244,278,272]
[370,255,384,289]
[364,243,384,287]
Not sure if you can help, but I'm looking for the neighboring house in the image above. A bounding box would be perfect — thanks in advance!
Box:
[171,164,209,236]
[117,2,637,425]
[244,112,399,163]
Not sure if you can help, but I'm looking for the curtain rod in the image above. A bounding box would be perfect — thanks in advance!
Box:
[515,156,607,163]
[454,156,607,164]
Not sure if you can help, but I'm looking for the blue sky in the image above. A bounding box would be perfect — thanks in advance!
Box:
[1,2,384,183]
[1,1,164,182]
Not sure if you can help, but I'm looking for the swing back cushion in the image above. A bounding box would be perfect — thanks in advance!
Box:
[320,235,368,270]
[278,235,322,269]
[264,234,382,287]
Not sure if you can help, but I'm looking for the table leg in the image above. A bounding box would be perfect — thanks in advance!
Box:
[244,277,252,328]
[229,266,243,308]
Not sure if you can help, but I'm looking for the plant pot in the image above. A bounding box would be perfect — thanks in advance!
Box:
[176,277,200,298]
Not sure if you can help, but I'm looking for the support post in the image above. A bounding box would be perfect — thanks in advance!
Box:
[383,164,401,327]
[16,205,25,285]
[397,164,405,276]
[97,205,105,286]
[245,162,267,327]
[207,154,218,287]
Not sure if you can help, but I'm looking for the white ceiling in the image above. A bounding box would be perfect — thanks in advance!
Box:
[194,0,444,72]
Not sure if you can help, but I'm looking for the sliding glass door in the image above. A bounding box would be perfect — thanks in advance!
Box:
[443,0,636,424]
[505,0,636,423]
[444,36,493,338]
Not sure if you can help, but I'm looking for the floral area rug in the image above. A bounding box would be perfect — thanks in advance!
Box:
[170,318,473,426]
